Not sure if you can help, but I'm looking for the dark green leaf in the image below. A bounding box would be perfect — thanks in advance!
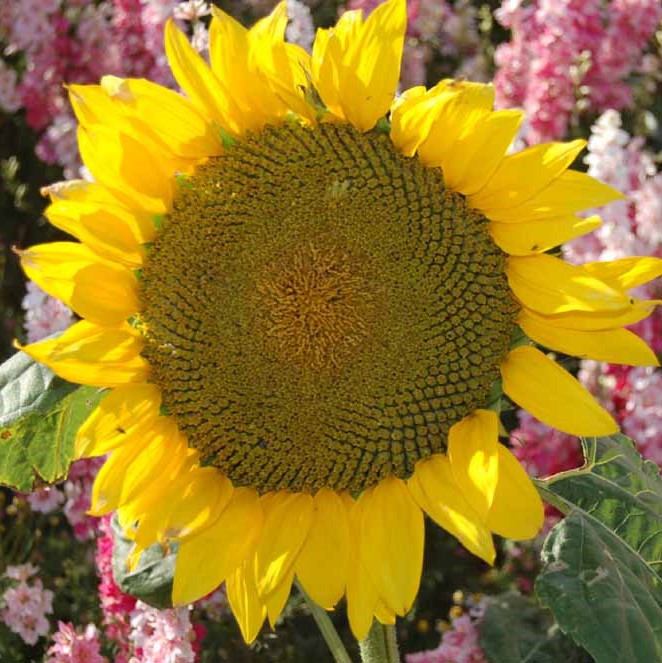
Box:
[535,434,662,663]
[0,385,103,491]
[479,593,589,663]
[111,513,176,609]
[0,350,76,427]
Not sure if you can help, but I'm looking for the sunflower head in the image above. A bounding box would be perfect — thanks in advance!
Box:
[19,0,662,644]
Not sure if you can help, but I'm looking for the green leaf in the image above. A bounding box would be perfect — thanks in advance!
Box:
[535,434,662,663]
[111,514,176,609]
[0,385,104,491]
[479,593,589,663]
[0,350,76,427]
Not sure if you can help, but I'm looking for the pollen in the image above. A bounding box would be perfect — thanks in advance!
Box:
[257,244,373,371]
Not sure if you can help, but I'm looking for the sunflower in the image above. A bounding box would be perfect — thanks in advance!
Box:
[18,0,662,643]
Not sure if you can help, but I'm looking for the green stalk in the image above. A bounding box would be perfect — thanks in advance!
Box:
[296,581,353,663]
[359,622,400,663]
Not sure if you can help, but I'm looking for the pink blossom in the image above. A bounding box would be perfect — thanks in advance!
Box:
[510,411,583,479]
[407,606,488,663]
[0,0,59,55]
[95,514,136,662]
[129,601,197,663]
[599,365,662,466]
[621,367,662,464]
[286,0,314,51]
[633,172,662,250]
[1,571,54,645]
[494,0,661,143]
[586,0,662,110]
[45,622,108,663]
[408,0,442,41]
[195,588,229,621]
[4,563,39,582]
[35,113,81,179]
[401,39,429,87]
[22,281,74,344]
[26,486,65,513]
[173,1,210,22]
[63,457,104,541]
[113,0,176,87]
[0,58,21,112]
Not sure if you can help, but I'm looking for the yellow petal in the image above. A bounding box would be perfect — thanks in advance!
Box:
[42,178,136,210]
[100,76,223,158]
[582,256,662,291]
[89,446,139,516]
[345,495,379,641]
[469,140,586,210]
[68,83,190,169]
[210,3,314,126]
[390,85,426,113]
[389,80,455,156]
[443,109,525,195]
[158,467,234,543]
[252,39,315,124]
[165,18,241,135]
[173,487,264,606]
[374,601,396,625]
[209,6,249,86]
[501,345,618,436]
[208,7,276,131]
[45,199,153,267]
[265,571,294,629]
[78,125,174,215]
[310,24,335,107]
[119,448,201,551]
[70,264,139,326]
[507,254,632,315]
[311,0,406,131]
[448,409,499,520]
[391,81,509,181]
[68,83,120,128]
[227,559,267,644]
[248,0,287,41]
[89,417,187,515]
[490,214,602,256]
[477,170,624,223]
[254,491,314,597]
[416,82,495,169]
[523,299,660,331]
[295,488,350,610]
[21,246,139,326]
[407,455,495,564]
[76,383,162,458]
[487,445,544,539]
[18,321,148,387]
[359,477,423,616]
[519,309,659,366]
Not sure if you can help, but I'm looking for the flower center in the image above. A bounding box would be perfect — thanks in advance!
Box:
[139,122,519,494]
[256,244,373,371]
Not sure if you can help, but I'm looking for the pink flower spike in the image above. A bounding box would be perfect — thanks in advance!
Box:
[45,621,108,663]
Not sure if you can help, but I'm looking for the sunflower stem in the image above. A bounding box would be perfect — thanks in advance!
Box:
[359,622,400,663]
[296,581,353,663]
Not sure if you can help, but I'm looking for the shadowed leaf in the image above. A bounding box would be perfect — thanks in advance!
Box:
[535,434,662,663]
